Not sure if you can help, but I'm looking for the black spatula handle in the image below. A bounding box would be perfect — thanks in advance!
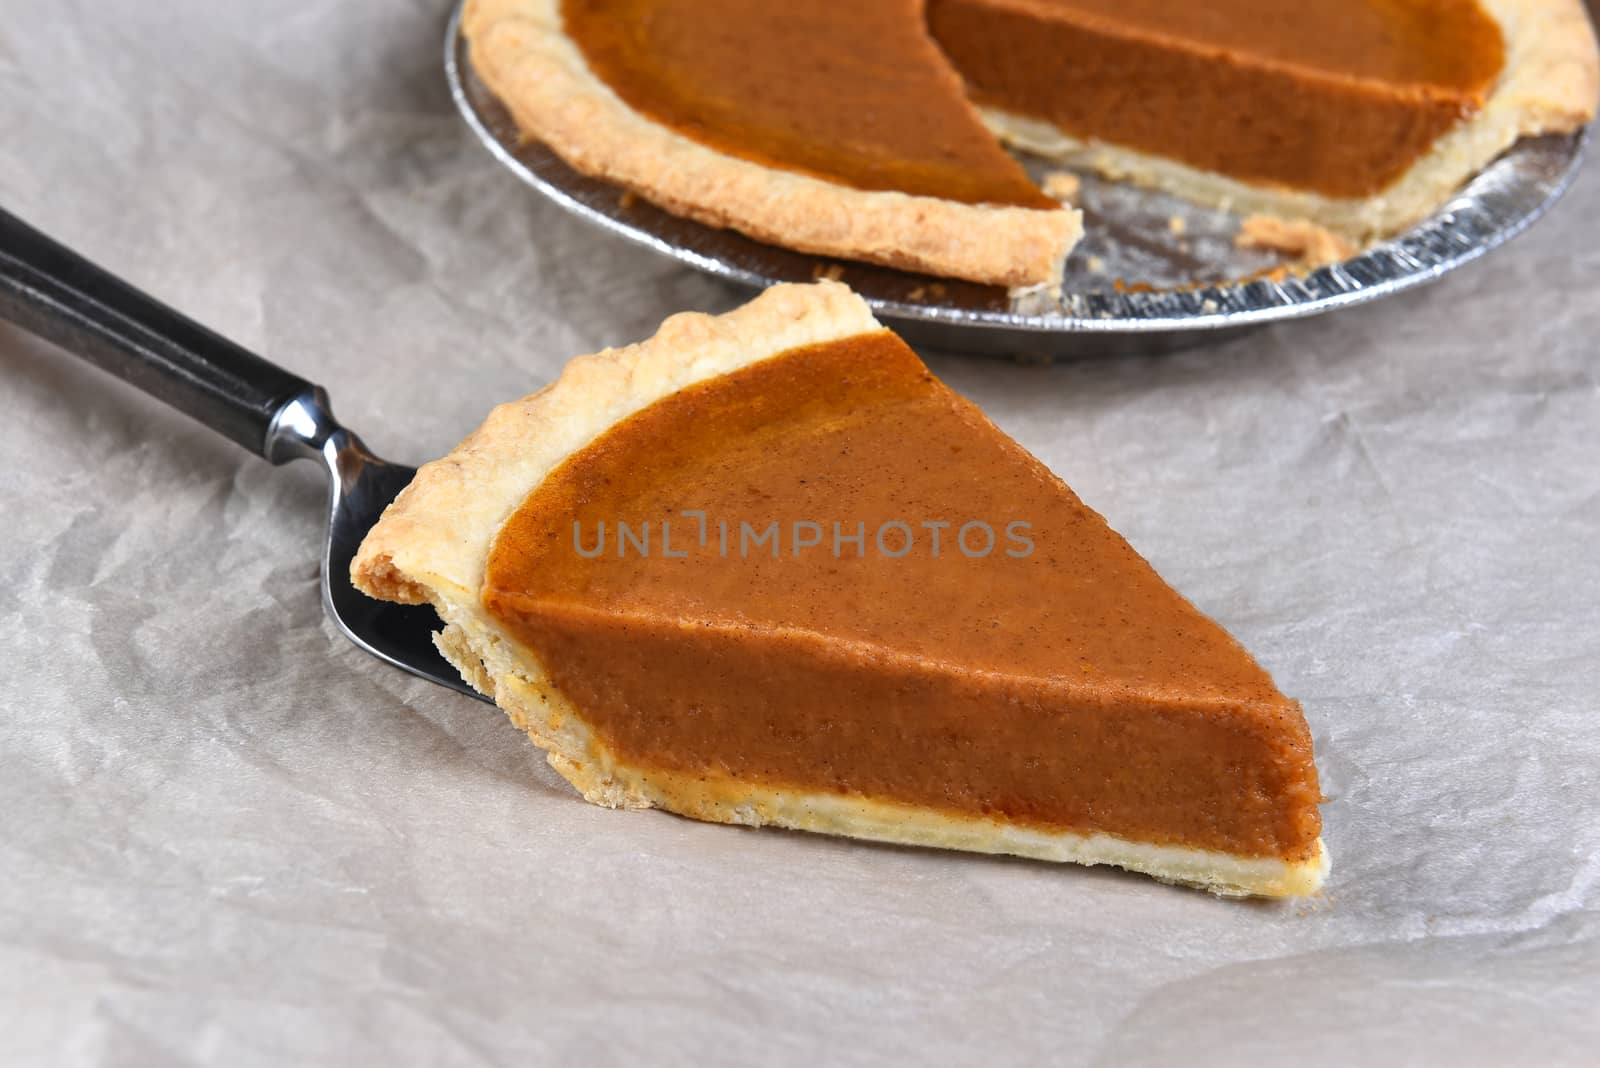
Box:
[0,207,314,460]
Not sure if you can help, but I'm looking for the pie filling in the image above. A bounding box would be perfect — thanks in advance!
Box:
[483,332,1323,861]
[560,0,1056,208]
[929,0,1506,198]
[562,0,1505,203]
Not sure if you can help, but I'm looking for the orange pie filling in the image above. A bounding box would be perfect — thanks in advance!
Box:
[563,0,1505,204]
[483,332,1323,861]
[930,0,1506,198]
[561,0,1056,208]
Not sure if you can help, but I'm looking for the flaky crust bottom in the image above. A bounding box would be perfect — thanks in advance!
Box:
[461,0,1080,287]
[986,0,1599,242]
[353,282,1327,898]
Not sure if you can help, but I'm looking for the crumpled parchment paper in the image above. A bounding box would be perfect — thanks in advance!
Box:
[2,2,1597,1064]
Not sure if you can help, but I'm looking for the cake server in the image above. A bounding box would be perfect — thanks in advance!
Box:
[0,207,490,703]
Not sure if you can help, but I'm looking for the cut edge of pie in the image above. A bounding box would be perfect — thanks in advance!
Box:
[980,0,1599,241]
[351,281,1329,898]
[461,0,1083,288]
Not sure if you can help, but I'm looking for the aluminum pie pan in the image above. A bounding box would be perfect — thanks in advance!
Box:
[444,5,1588,357]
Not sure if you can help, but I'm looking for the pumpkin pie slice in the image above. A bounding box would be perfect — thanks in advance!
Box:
[934,0,1599,241]
[352,282,1328,897]
[462,0,1082,286]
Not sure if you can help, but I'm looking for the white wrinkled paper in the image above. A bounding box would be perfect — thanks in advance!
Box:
[2,2,1597,1063]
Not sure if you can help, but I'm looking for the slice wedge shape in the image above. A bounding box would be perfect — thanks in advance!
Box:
[354,282,1327,897]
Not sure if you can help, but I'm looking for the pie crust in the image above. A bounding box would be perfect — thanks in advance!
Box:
[352,281,1329,897]
[983,0,1599,240]
[461,0,1082,287]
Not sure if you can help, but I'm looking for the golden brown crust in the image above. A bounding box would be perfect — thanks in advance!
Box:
[988,0,1599,242]
[1497,0,1600,128]
[1041,170,1082,202]
[353,282,1328,897]
[461,0,1081,287]
[1235,215,1359,269]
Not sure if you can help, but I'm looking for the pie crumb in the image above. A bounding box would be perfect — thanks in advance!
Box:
[1042,171,1081,202]
[1235,214,1357,269]
[618,190,638,210]
[1085,255,1106,274]
[907,286,927,301]
[811,263,846,282]
[1167,215,1186,236]
[928,282,947,298]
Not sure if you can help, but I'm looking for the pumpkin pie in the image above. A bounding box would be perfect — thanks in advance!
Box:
[462,0,1596,284]
[351,282,1328,897]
